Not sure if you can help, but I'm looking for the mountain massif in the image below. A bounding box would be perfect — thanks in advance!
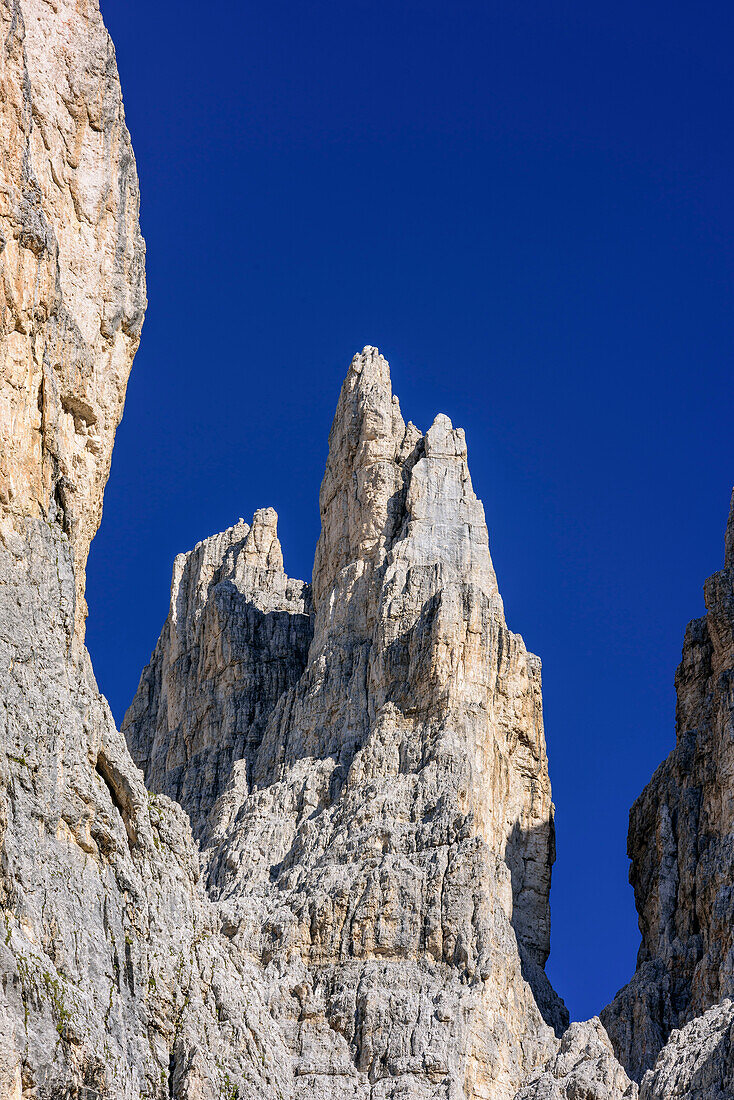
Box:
[0,2,732,1097]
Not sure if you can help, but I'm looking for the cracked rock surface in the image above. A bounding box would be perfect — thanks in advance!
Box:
[601,493,734,1082]
[514,1018,638,1100]
[0,0,146,644]
[129,347,569,1098]
[0,3,290,1096]
[638,999,734,1100]
[4,1,734,1097]
[123,509,313,839]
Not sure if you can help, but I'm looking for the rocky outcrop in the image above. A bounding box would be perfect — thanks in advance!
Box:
[639,999,734,1100]
[601,492,734,1080]
[129,346,569,1097]
[123,509,312,837]
[0,0,146,644]
[515,1018,638,1100]
[514,1003,734,1100]
[0,3,285,1096]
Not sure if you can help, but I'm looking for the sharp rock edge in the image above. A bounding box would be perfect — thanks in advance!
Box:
[125,344,570,1098]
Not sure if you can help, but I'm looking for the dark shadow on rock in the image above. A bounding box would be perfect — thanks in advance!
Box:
[122,581,313,841]
[506,817,570,1036]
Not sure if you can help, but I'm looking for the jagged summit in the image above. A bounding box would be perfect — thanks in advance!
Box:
[123,507,312,835]
[125,346,567,1096]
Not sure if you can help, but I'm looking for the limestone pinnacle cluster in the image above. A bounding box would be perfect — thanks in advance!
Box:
[2,1,734,1097]
[126,346,569,1098]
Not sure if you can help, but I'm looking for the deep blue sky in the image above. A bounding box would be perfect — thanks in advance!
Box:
[89,0,734,1021]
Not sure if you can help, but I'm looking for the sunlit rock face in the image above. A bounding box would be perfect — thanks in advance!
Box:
[515,1017,639,1100]
[0,4,290,1097]
[130,346,569,1098]
[0,0,146,645]
[601,493,734,1082]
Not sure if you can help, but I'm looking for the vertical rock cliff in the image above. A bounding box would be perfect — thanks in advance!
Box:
[601,493,734,1081]
[0,3,290,1096]
[0,0,145,643]
[128,347,569,1098]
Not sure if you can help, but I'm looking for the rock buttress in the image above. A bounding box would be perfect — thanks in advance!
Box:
[601,492,734,1081]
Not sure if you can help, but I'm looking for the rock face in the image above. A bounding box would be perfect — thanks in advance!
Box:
[0,3,289,1096]
[0,0,146,643]
[123,509,313,838]
[128,346,569,1098]
[639,999,734,1100]
[601,493,734,1080]
[515,1018,638,1100]
[0,520,292,1099]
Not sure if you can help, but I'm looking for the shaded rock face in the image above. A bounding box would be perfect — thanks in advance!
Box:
[601,493,734,1081]
[129,347,569,1097]
[123,509,313,838]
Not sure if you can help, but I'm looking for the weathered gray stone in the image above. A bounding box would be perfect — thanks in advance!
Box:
[515,1018,638,1100]
[602,492,734,1080]
[0,516,290,1098]
[639,999,734,1100]
[123,508,312,838]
